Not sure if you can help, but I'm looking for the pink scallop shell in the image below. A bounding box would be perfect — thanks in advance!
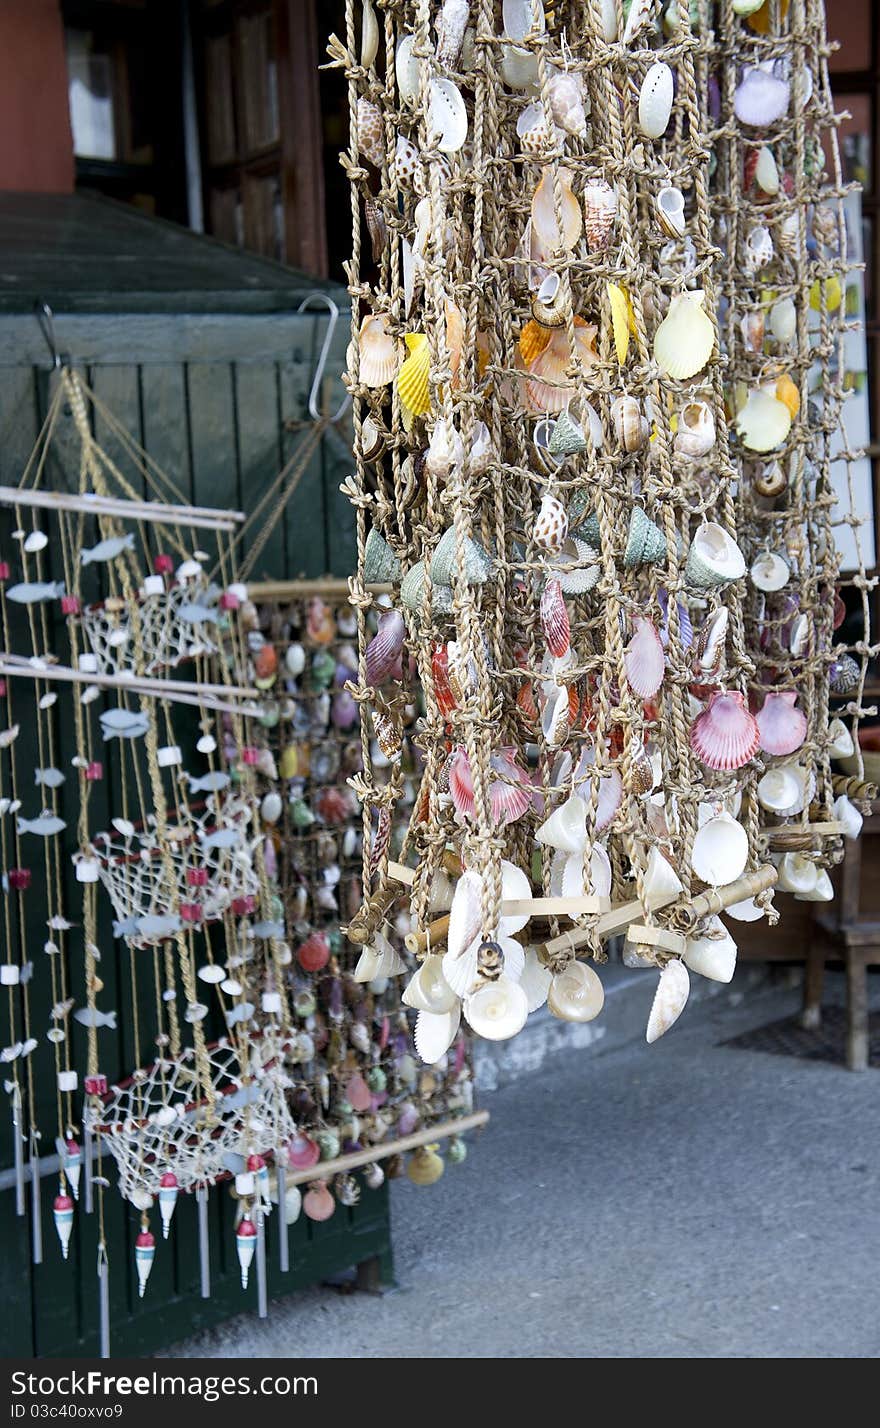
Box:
[690,690,761,771]
[755,690,807,757]
[287,1133,321,1170]
[624,618,665,699]
[540,578,571,658]
[346,1071,373,1113]
[448,745,475,819]
[489,749,533,827]
[365,609,406,686]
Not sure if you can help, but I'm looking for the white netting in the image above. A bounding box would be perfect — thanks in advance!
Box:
[80,580,224,676]
[85,1035,295,1201]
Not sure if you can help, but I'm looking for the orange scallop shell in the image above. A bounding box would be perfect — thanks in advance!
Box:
[519,319,552,365]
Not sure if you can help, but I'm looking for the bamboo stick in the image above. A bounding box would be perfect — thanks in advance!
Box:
[345,884,401,945]
[405,914,450,954]
[626,923,687,955]
[540,888,681,956]
[246,578,392,600]
[762,821,845,844]
[0,485,243,532]
[282,1110,490,1186]
[0,655,259,701]
[831,774,879,802]
[677,864,777,925]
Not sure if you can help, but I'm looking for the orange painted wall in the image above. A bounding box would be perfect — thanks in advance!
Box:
[0,0,73,192]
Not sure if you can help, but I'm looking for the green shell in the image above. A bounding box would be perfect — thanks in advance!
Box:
[684,544,731,589]
[310,649,336,688]
[317,1129,341,1159]
[400,559,454,615]
[548,409,588,456]
[289,797,315,829]
[367,1066,387,1092]
[364,527,402,583]
[429,526,492,586]
[572,510,601,550]
[446,1135,468,1165]
[624,507,667,568]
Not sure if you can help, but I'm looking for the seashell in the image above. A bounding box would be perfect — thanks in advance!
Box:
[756,764,803,813]
[734,65,790,128]
[594,768,623,833]
[608,282,635,365]
[519,317,553,365]
[674,400,716,459]
[690,812,748,887]
[402,956,459,1014]
[736,389,792,453]
[425,418,464,477]
[427,78,468,153]
[468,421,492,474]
[740,309,765,353]
[464,975,528,1041]
[834,794,863,841]
[447,869,483,960]
[623,0,653,43]
[684,917,737,984]
[430,525,492,585]
[357,313,398,387]
[582,177,618,253]
[754,145,780,193]
[624,618,665,700]
[261,790,283,825]
[533,493,569,555]
[733,0,768,14]
[750,550,790,593]
[372,707,402,761]
[516,102,555,156]
[547,960,604,1023]
[828,718,854,759]
[503,0,544,42]
[525,321,599,412]
[365,609,405,686]
[393,134,421,187]
[358,0,379,68]
[653,290,715,381]
[535,792,587,855]
[288,1133,320,1171]
[548,408,588,456]
[796,869,834,905]
[638,62,674,140]
[400,561,454,616]
[489,749,533,827]
[530,272,566,329]
[830,655,860,695]
[695,606,728,675]
[520,947,552,1012]
[656,186,685,238]
[540,578,570,657]
[359,414,385,462]
[548,68,587,139]
[774,373,800,419]
[397,333,431,419]
[624,507,667,569]
[769,297,796,344]
[364,528,401,584]
[690,690,760,771]
[646,960,689,1043]
[541,683,571,749]
[356,98,384,167]
[685,522,746,588]
[551,537,601,595]
[644,846,684,903]
[435,0,469,70]
[414,1005,461,1064]
[776,852,818,896]
[611,394,649,452]
[757,690,807,758]
[501,43,538,90]
[598,0,618,39]
[407,1145,445,1185]
[396,35,420,105]
[726,896,764,923]
[531,167,582,253]
[751,460,787,499]
[743,224,774,274]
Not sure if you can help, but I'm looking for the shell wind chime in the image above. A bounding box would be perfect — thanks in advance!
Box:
[332,0,871,1058]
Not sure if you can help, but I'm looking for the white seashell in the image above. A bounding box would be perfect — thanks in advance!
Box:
[685,522,746,587]
[414,1005,461,1064]
[750,550,790,593]
[402,955,459,1013]
[757,766,802,814]
[464,975,528,1041]
[516,101,554,155]
[197,964,226,984]
[447,869,483,959]
[624,618,665,699]
[502,0,544,42]
[754,146,780,194]
[428,78,468,152]
[690,812,748,887]
[638,63,674,140]
[393,134,421,187]
[696,606,729,674]
[833,794,863,841]
[396,35,420,105]
[776,853,818,896]
[726,896,764,923]
[598,0,618,40]
[541,683,571,749]
[548,68,588,138]
[828,718,854,759]
[736,389,792,453]
[656,186,685,238]
[435,0,469,70]
[769,297,797,345]
[653,291,715,380]
[425,418,464,477]
[644,846,684,903]
[499,860,532,936]
[795,869,834,904]
[683,917,737,984]
[535,793,586,854]
[501,43,538,90]
[646,959,689,1043]
[261,791,282,825]
[789,613,811,659]
[547,960,604,1023]
[560,844,612,902]
[360,0,379,67]
[519,947,552,1012]
[743,225,774,274]
[24,531,48,553]
[624,0,653,45]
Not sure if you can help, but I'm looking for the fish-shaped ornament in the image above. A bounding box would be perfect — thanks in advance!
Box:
[225,1002,255,1027]
[201,826,241,850]
[35,768,66,788]
[5,581,65,604]
[178,602,219,625]
[17,812,67,836]
[0,728,20,750]
[80,533,136,565]
[100,709,150,741]
[131,914,182,940]
[187,771,231,794]
[73,1006,117,1030]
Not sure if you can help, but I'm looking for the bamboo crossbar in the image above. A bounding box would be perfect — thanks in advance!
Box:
[762,821,845,843]
[246,579,392,600]
[0,485,243,532]
[679,864,778,925]
[0,655,259,702]
[281,1110,490,1186]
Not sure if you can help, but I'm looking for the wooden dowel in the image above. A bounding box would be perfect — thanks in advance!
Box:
[0,655,259,701]
[405,913,450,954]
[282,1110,490,1186]
[762,821,845,843]
[246,579,392,600]
[540,887,681,956]
[388,859,416,887]
[675,864,778,928]
[0,484,243,531]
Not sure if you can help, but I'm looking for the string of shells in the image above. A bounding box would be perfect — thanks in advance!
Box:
[331,0,870,1057]
[709,0,876,900]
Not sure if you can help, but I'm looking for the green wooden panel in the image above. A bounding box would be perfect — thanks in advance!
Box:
[280,317,328,578]
[233,362,285,580]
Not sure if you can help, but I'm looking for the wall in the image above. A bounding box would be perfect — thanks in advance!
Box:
[0,0,73,192]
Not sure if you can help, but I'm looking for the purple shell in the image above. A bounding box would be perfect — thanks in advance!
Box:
[331,690,358,730]
[734,66,790,128]
[365,610,405,686]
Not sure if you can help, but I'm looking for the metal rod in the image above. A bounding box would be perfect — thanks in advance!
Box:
[276,1163,289,1273]
[283,1110,489,1187]
[12,1089,25,1215]
[98,1247,110,1359]
[30,1147,43,1264]
[197,1186,211,1299]
[83,1124,94,1214]
[0,484,242,531]
[256,1210,268,1319]
[180,0,205,234]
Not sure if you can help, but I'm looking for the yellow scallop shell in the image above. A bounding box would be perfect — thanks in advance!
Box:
[397,332,431,419]
[809,276,842,314]
[518,318,553,365]
[774,372,800,419]
[406,1144,445,1186]
[607,282,636,365]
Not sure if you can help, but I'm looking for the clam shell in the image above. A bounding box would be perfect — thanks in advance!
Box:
[756,691,807,757]
[690,690,760,772]
[559,844,613,901]
[684,917,737,984]
[690,812,748,887]
[726,896,764,923]
[519,947,552,1012]
[796,870,834,904]
[397,332,431,418]
[646,960,689,1043]
[357,313,398,387]
[464,976,529,1041]
[548,960,604,1023]
[365,609,405,686]
[414,1005,461,1064]
[531,167,582,253]
[776,852,818,896]
[442,934,480,1000]
[653,291,715,381]
[638,62,674,139]
[757,765,803,813]
[540,578,570,657]
[734,66,790,128]
[447,869,483,960]
[624,618,665,699]
[736,390,791,453]
[427,78,468,152]
[685,522,746,587]
[644,846,684,902]
[402,956,459,1014]
[501,43,539,90]
[503,0,544,41]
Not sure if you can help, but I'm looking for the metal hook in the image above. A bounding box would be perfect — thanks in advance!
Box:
[296,292,351,423]
[34,301,66,371]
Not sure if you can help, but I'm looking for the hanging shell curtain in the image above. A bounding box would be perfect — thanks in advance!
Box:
[336,0,836,1057]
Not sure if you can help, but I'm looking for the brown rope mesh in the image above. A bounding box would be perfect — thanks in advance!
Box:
[332,0,869,1052]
